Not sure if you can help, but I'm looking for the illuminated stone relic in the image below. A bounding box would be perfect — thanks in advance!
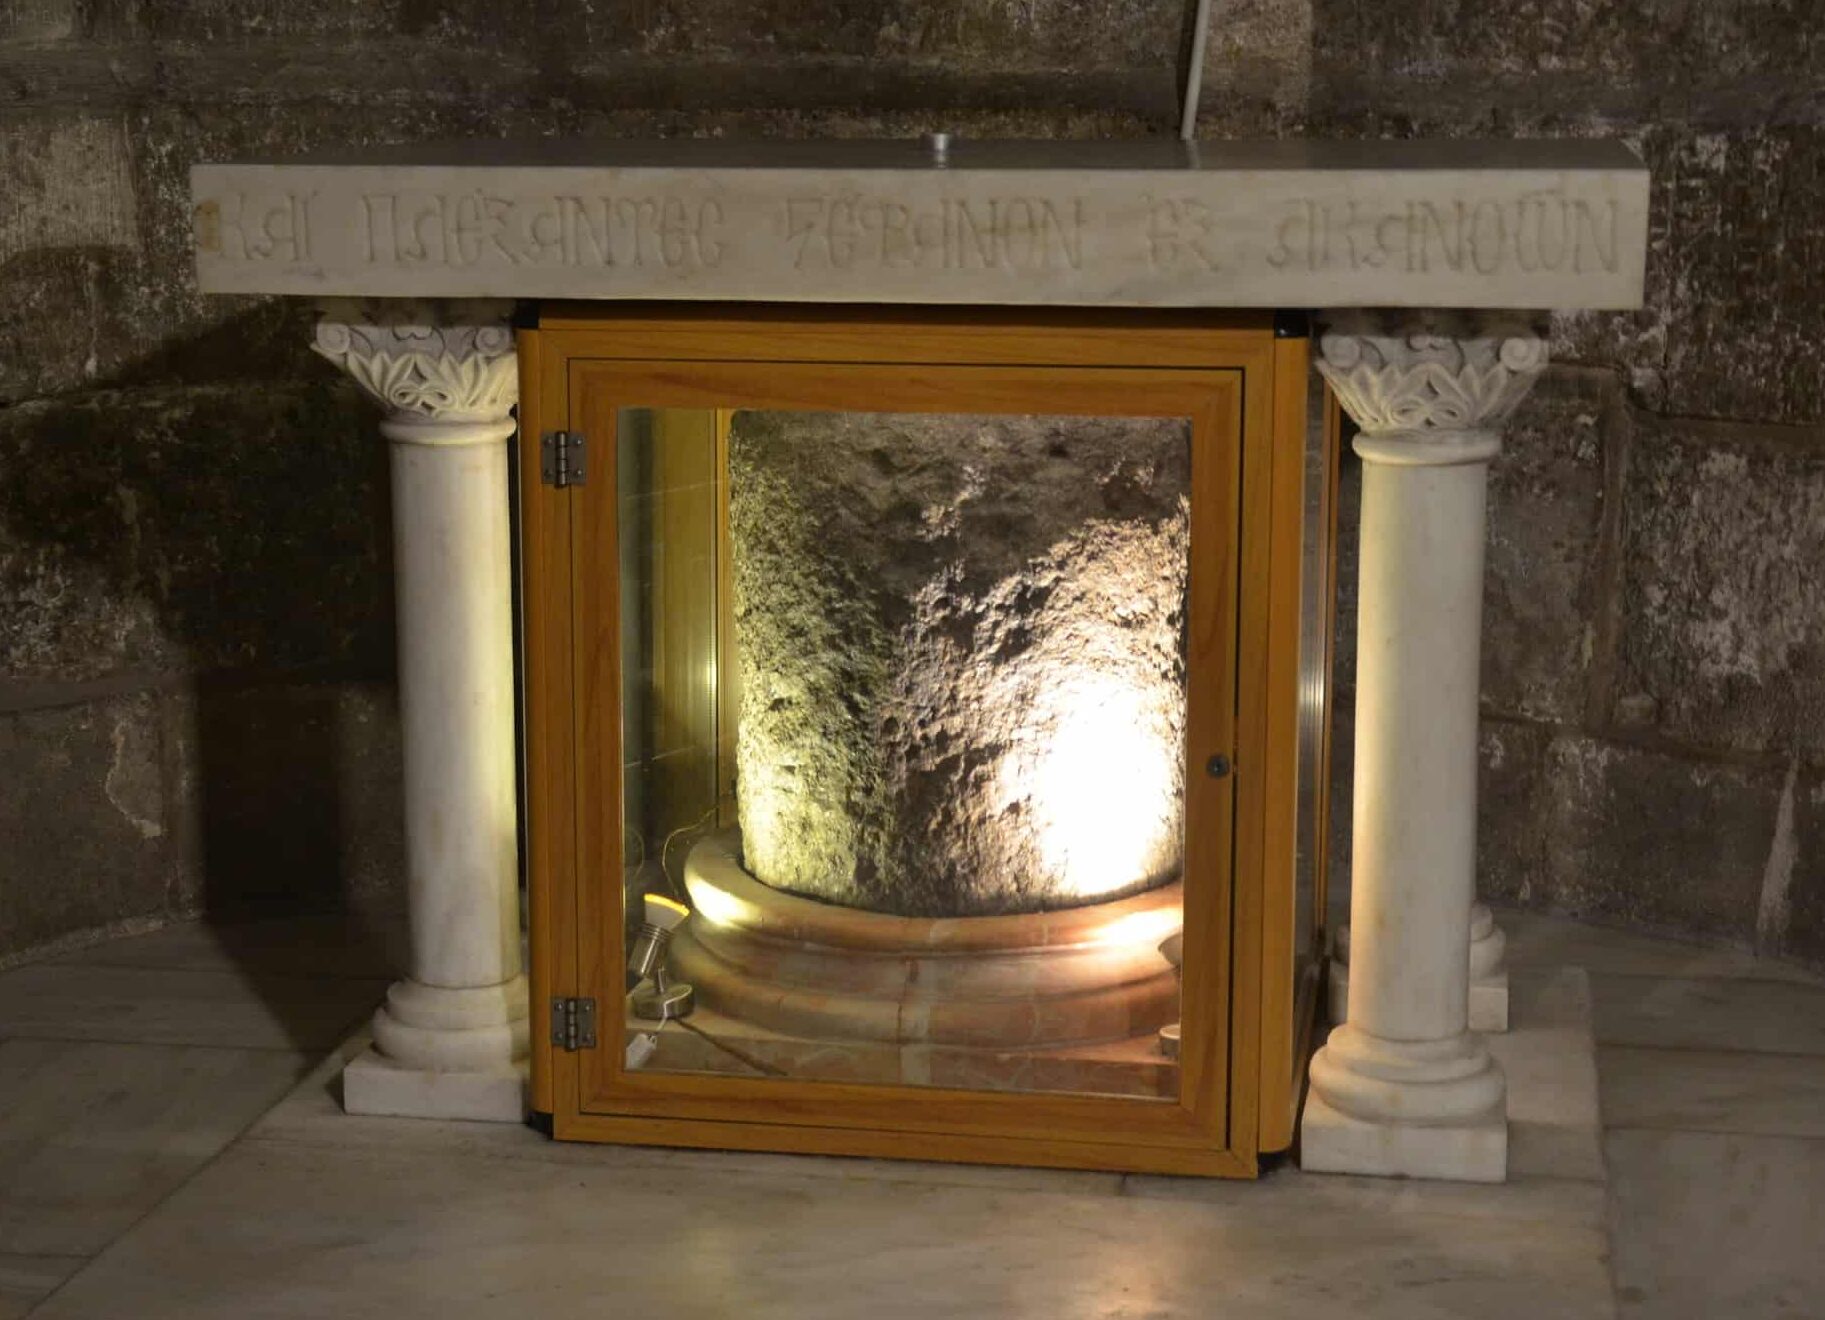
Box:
[193,137,1650,1182]
[609,392,1198,1096]
[657,407,1193,1075]
[726,410,1188,917]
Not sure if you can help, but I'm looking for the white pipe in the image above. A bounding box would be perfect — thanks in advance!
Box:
[1179,0,1213,140]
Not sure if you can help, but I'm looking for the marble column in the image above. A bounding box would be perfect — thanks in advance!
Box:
[1301,313,1545,1182]
[1330,907,1511,1033]
[312,300,529,1122]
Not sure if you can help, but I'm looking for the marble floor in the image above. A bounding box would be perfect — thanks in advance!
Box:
[0,910,1821,1319]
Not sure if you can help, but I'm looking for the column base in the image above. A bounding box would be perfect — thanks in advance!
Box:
[1300,1088,1507,1183]
[343,973,531,1122]
[342,1047,528,1123]
[1471,968,1510,1033]
[1301,1020,1507,1183]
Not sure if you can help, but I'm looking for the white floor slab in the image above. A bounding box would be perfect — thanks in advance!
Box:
[255,1032,1131,1199]
[1499,911,1825,985]
[267,1032,1605,1225]
[0,963,385,1051]
[1599,1045,1825,1137]
[48,914,409,982]
[1606,1128,1825,1320]
[1591,973,1825,1056]
[0,1038,312,1256]
[1489,966,1606,1182]
[29,1132,1614,1320]
[14,908,1825,1319]
[341,1047,526,1122]
[1126,1163,1609,1232]
[0,1251,85,1320]
[12,1000,1617,1320]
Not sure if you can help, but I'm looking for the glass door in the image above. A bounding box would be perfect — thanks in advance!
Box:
[569,358,1242,1157]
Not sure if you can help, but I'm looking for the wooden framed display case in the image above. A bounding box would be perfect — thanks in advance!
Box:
[519,304,1334,1178]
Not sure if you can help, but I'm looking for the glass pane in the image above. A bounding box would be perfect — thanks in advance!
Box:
[1293,373,1333,995]
[619,406,1191,1100]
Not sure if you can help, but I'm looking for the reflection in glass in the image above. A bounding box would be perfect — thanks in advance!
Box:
[618,407,1190,1099]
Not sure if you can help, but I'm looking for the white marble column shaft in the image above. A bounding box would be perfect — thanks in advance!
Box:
[1301,313,1545,1182]
[313,300,529,1121]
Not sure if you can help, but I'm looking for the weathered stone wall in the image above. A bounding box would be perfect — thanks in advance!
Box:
[3,0,1821,965]
[1284,1,1825,967]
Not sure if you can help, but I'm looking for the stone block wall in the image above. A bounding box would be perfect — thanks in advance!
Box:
[2,0,1819,967]
[1292,0,1825,966]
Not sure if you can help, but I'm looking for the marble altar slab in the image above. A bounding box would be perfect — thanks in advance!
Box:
[192,138,1649,309]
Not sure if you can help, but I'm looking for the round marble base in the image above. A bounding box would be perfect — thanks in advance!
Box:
[671,832,1182,1049]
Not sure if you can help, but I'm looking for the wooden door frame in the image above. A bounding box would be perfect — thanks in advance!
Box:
[519,304,1311,1178]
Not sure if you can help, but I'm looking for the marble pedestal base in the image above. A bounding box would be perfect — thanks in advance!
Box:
[675,833,1182,1049]
[342,1048,528,1123]
[1300,1091,1506,1183]
[1329,951,1509,1033]
[1302,963,1605,1185]
[1470,969,1510,1033]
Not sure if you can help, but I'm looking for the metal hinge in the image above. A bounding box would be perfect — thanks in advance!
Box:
[540,431,587,488]
[549,996,598,1051]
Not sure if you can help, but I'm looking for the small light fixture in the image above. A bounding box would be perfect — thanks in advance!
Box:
[629,893,695,1021]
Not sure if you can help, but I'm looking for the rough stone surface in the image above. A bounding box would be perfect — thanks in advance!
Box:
[729,410,1188,917]
[1783,767,1825,965]
[0,381,391,684]
[162,681,405,920]
[1329,436,1360,705]
[0,371,396,962]
[1611,416,1825,762]
[0,1,76,42]
[1308,0,1825,126]
[0,679,403,965]
[1197,0,1312,127]
[1481,367,1615,726]
[1476,719,1551,909]
[1533,733,1782,946]
[0,693,174,956]
[1660,127,1825,426]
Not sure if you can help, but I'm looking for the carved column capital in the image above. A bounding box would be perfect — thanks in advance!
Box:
[312,298,518,441]
[1316,311,1547,464]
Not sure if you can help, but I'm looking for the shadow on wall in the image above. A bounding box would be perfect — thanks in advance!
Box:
[0,294,410,1034]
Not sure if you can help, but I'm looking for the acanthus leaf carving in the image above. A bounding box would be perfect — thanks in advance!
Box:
[1316,314,1547,437]
[312,298,517,424]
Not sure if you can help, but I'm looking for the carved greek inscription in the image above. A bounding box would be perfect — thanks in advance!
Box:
[1146,196,1221,271]
[782,195,1086,272]
[356,192,726,269]
[196,190,312,262]
[1266,190,1621,276]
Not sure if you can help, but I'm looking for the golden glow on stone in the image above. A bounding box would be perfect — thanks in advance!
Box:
[687,874,759,931]
[1016,669,1182,902]
[1087,906,1182,950]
